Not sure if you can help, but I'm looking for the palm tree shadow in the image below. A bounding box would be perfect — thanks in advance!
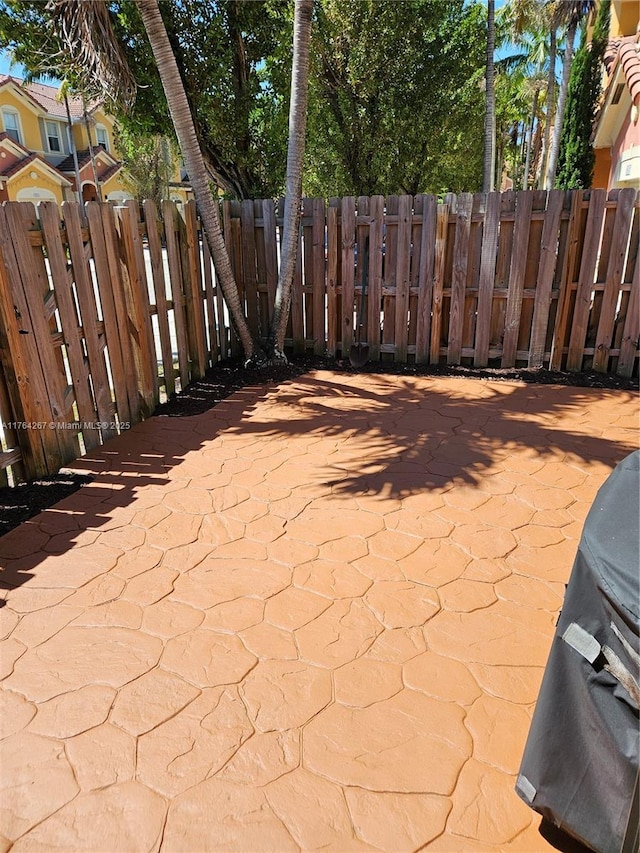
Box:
[226,371,638,501]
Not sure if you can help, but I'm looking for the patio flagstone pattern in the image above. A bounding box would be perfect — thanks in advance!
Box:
[0,371,638,852]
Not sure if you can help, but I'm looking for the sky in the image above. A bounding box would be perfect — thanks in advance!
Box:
[0,52,24,78]
[2,0,510,82]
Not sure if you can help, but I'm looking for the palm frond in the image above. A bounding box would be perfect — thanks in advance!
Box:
[47,0,136,108]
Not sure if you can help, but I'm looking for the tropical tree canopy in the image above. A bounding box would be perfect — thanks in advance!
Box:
[305,0,487,197]
[555,0,610,189]
[1,0,491,198]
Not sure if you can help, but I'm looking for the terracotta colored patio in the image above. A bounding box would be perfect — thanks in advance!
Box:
[0,370,638,852]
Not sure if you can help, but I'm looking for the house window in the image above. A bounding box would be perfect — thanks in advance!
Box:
[2,109,21,144]
[45,120,62,152]
[95,125,109,151]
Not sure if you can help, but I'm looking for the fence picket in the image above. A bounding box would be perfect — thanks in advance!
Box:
[200,223,219,366]
[394,195,413,362]
[311,198,326,356]
[474,192,500,366]
[0,363,23,484]
[501,191,534,367]
[382,195,399,360]
[430,203,450,365]
[119,202,158,412]
[292,202,305,354]
[241,199,260,342]
[341,196,356,355]
[617,215,639,378]
[184,201,208,378]
[143,200,176,397]
[593,187,636,373]
[162,200,190,387]
[415,194,437,364]
[447,193,473,365]
[327,199,339,357]
[368,196,384,361]
[528,190,564,368]
[567,189,607,371]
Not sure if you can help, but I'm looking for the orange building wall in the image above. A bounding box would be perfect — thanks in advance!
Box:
[592,147,612,188]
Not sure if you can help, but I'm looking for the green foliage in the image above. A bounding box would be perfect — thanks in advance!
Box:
[115,127,177,207]
[0,0,291,198]
[305,0,486,197]
[555,0,608,189]
[2,0,492,199]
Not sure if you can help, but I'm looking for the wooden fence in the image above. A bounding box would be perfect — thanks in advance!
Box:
[0,189,638,485]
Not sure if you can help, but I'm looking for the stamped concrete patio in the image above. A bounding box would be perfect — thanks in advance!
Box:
[0,370,638,852]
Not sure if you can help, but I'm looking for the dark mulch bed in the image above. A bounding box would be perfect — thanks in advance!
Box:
[0,472,93,538]
[1,356,637,538]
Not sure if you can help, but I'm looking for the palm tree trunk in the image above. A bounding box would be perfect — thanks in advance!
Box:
[135,0,260,362]
[483,0,496,192]
[545,18,578,189]
[538,26,556,189]
[523,86,540,190]
[267,0,314,359]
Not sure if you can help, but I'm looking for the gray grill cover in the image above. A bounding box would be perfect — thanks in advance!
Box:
[516,450,640,853]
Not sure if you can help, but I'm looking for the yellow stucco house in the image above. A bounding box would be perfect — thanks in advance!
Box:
[0,75,191,208]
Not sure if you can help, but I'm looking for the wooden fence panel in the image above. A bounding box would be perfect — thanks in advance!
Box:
[448,193,473,365]
[0,213,50,478]
[382,195,399,360]
[1,190,638,486]
[120,202,158,412]
[474,192,501,366]
[617,200,640,378]
[567,189,607,371]
[368,195,384,361]
[241,199,260,343]
[502,191,534,367]
[0,363,23,485]
[163,200,190,387]
[550,191,585,370]
[63,202,116,442]
[3,204,70,471]
[326,199,339,357]
[183,200,208,378]
[291,201,305,354]
[312,198,326,356]
[143,200,176,397]
[200,228,219,366]
[85,202,132,427]
[529,190,564,368]
[39,203,98,447]
[430,203,450,365]
[593,187,636,373]
[394,195,413,362]
[355,195,369,352]
[341,196,356,355]
[415,194,437,364]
